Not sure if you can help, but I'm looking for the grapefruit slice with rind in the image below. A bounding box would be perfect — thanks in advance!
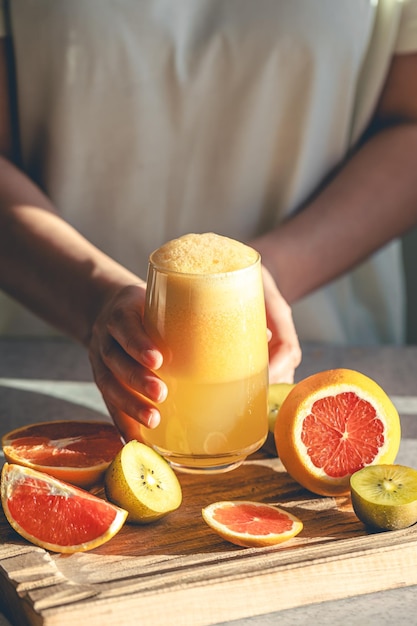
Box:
[274,369,401,496]
[1,463,127,553]
[202,501,303,547]
[2,420,124,488]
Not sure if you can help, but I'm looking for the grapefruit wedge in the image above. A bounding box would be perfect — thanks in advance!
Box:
[274,369,401,496]
[1,463,127,553]
[202,501,303,547]
[2,420,124,488]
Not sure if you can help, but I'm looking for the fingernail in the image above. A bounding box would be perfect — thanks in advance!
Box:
[145,378,167,403]
[140,407,160,429]
[142,349,163,369]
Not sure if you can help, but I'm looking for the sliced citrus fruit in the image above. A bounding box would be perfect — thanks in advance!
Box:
[350,464,417,530]
[274,369,401,496]
[2,420,124,488]
[1,463,127,553]
[201,501,303,547]
[268,383,296,433]
[104,440,182,523]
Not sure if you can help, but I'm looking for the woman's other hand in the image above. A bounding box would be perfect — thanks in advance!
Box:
[261,265,302,384]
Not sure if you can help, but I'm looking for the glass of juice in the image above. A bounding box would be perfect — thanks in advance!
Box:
[140,232,269,473]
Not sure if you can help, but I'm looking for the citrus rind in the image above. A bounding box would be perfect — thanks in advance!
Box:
[202,500,303,548]
[1,420,124,488]
[274,369,401,496]
[1,463,127,553]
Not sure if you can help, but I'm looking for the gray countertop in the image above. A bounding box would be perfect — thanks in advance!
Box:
[1,338,417,626]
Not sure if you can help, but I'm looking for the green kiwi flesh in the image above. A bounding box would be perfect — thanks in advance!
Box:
[350,464,417,531]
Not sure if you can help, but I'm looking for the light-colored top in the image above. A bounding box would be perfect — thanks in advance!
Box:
[1,0,417,343]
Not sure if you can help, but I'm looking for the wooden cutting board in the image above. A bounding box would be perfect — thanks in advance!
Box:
[1,449,417,626]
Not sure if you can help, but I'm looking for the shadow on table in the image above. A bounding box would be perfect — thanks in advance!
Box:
[0,384,108,436]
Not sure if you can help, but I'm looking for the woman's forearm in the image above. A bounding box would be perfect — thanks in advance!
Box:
[253,122,417,304]
[0,157,141,344]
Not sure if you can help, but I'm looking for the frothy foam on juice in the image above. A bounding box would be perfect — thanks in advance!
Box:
[150,232,258,274]
[146,232,265,380]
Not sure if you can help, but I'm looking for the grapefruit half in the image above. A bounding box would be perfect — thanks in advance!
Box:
[2,420,124,488]
[274,369,401,496]
[202,501,303,547]
[1,463,127,553]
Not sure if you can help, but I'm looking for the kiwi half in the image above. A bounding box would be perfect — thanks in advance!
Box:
[105,440,182,524]
[268,383,295,433]
[350,464,417,531]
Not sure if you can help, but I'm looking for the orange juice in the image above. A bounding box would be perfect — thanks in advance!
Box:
[140,233,268,473]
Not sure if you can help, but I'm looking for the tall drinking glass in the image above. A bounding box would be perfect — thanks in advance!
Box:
[139,232,269,473]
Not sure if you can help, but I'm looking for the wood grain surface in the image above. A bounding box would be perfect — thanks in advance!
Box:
[2,454,417,626]
[1,339,417,626]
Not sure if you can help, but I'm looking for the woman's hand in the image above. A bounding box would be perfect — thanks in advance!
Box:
[87,282,167,442]
[87,268,301,443]
[261,265,302,384]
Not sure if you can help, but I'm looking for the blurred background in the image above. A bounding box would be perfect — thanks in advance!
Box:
[402,226,417,344]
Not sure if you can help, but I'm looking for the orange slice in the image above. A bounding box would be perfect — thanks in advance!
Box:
[2,420,124,488]
[1,463,127,553]
[274,368,401,496]
[202,501,303,547]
